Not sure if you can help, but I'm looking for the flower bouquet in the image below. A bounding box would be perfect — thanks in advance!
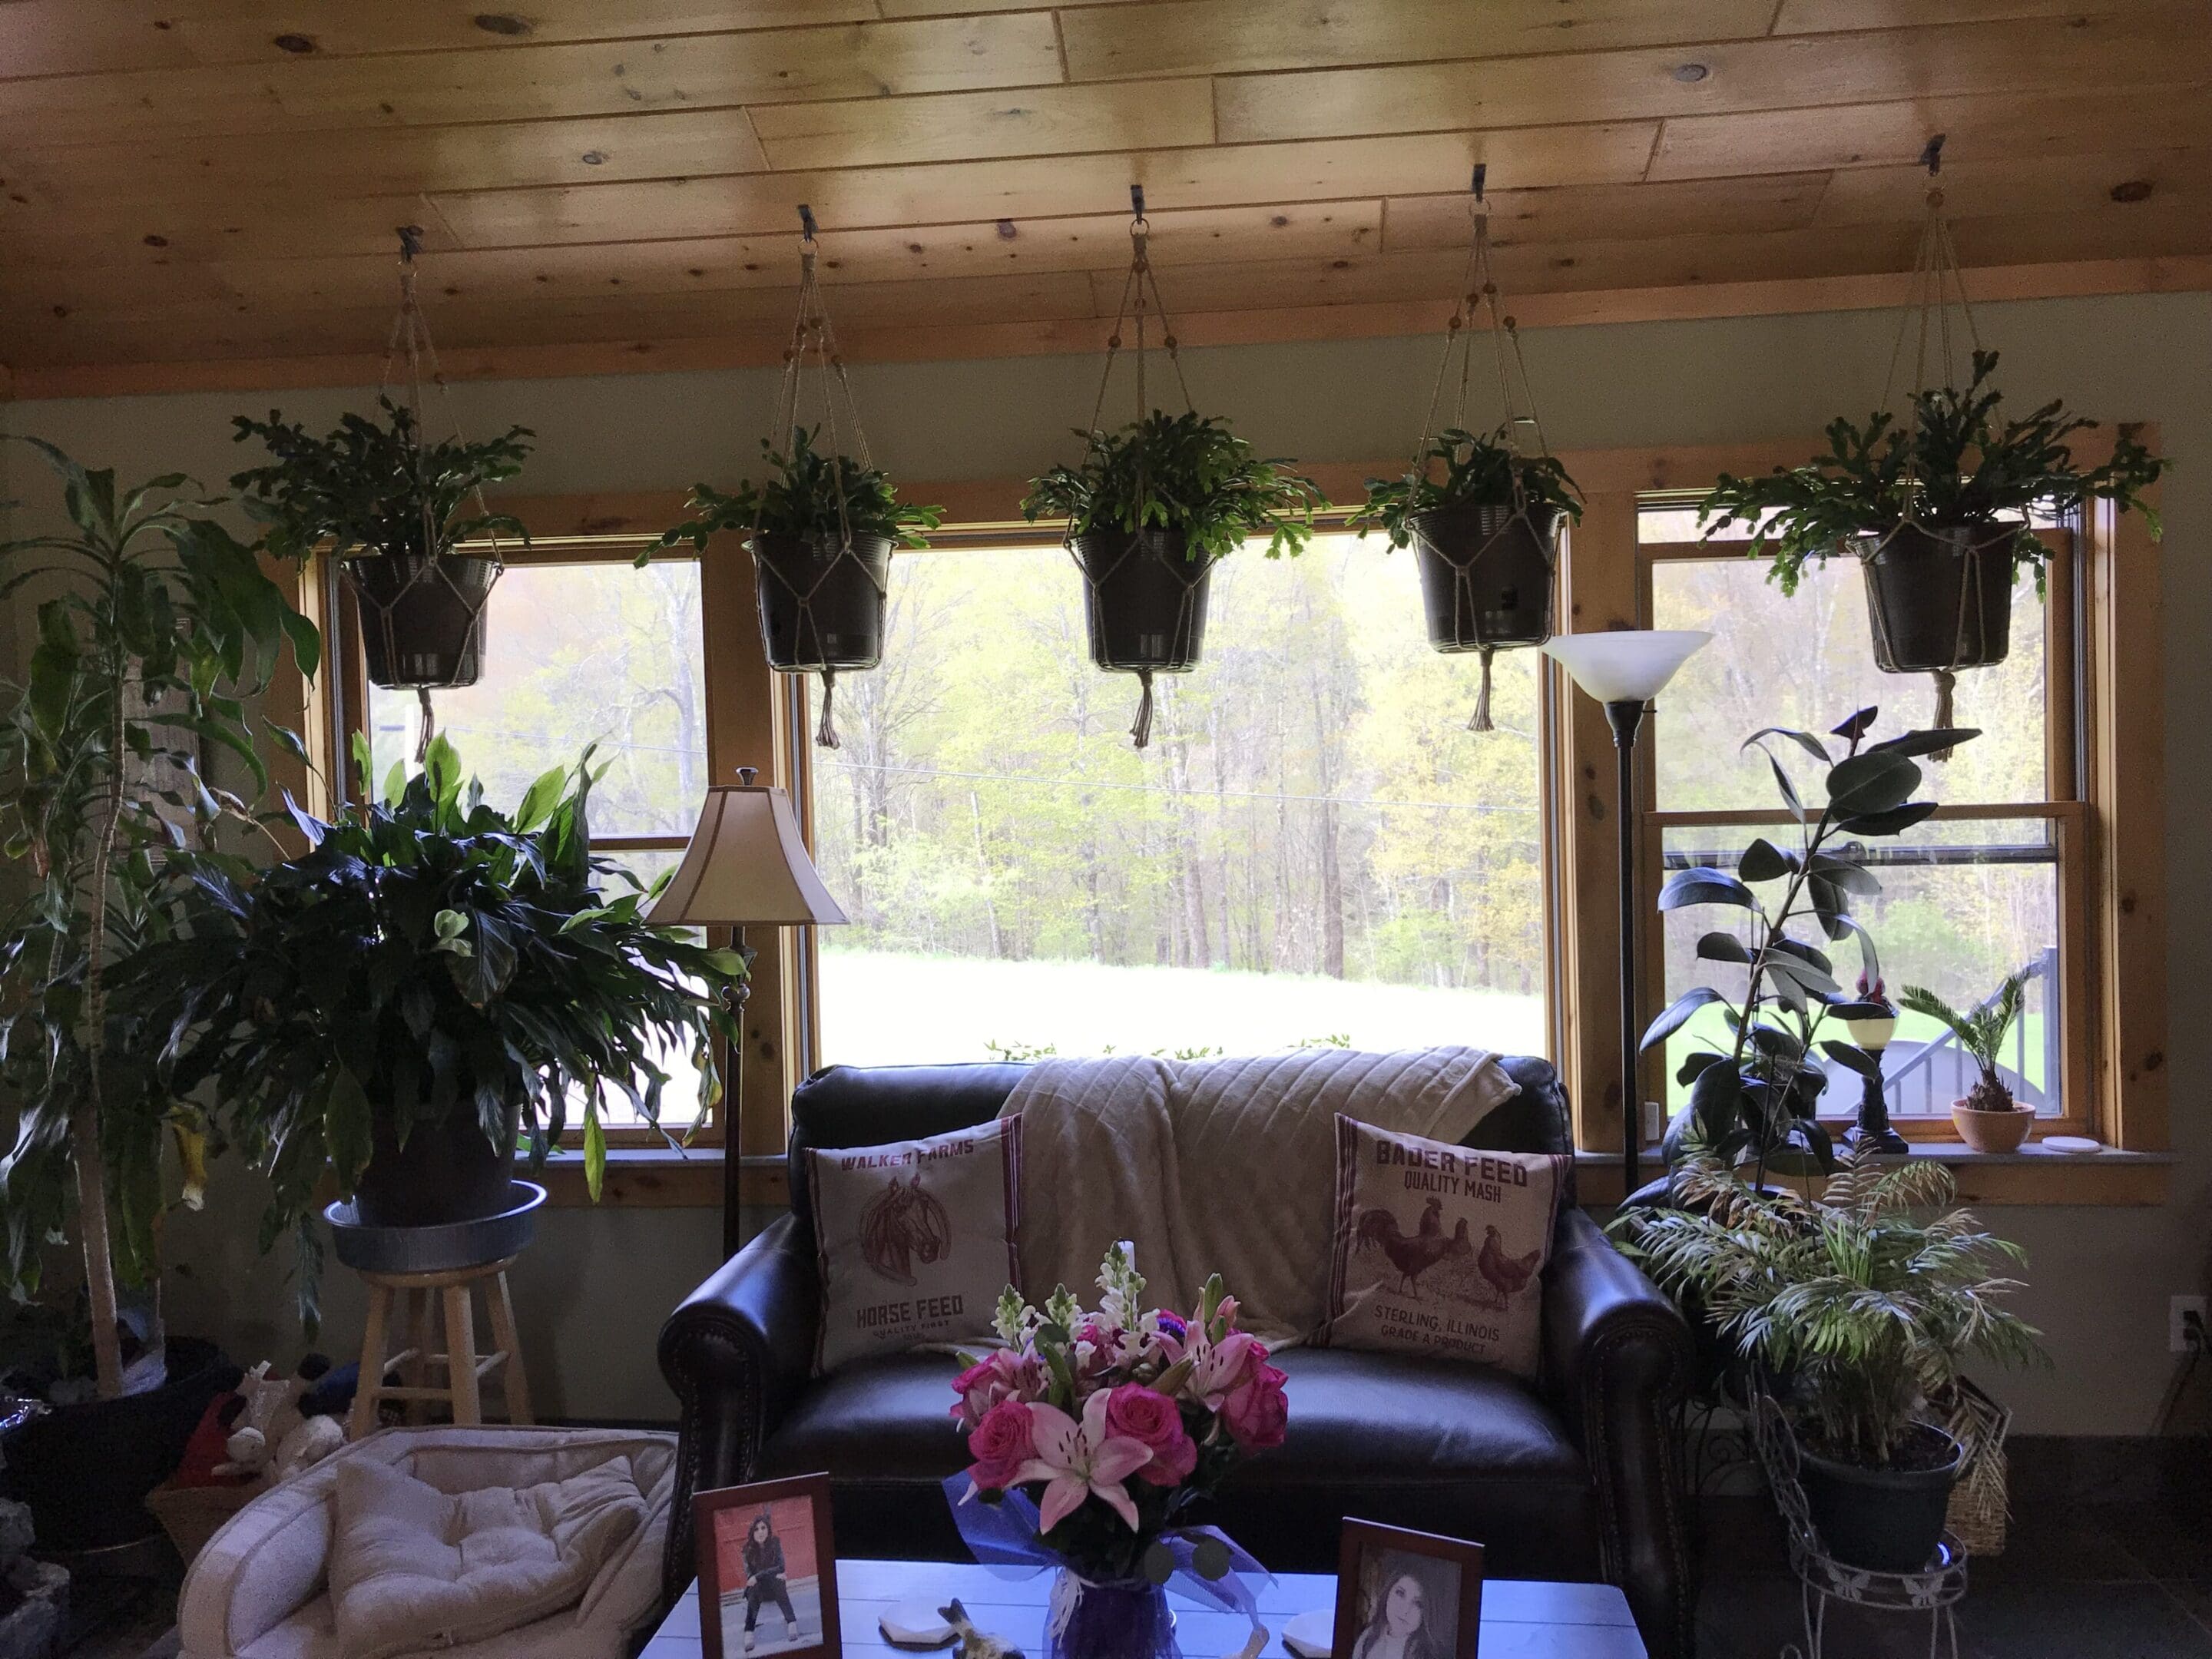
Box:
[945,1245,1286,1659]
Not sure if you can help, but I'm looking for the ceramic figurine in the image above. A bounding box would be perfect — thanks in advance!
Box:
[938,1598,1025,1659]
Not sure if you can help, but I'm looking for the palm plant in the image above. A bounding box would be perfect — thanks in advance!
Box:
[1898,972,2031,1112]
[1615,1153,2041,1468]
[0,439,316,1398]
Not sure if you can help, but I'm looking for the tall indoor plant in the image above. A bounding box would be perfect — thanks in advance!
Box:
[1616,1154,2040,1572]
[655,424,941,746]
[1022,410,1321,746]
[230,398,533,690]
[127,738,743,1320]
[1700,351,2165,707]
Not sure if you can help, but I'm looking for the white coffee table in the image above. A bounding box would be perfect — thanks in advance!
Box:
[644,1558,1646,1657]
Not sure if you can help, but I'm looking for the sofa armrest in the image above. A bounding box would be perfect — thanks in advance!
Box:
[656,1214,820,1606]
[1541,1206,1696,1659]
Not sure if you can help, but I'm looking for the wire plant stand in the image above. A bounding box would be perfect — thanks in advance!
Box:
[1750,1396,1969,1659]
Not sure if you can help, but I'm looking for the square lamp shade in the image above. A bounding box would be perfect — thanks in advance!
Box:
[646,781,848,928]
[1543,630,1711,704]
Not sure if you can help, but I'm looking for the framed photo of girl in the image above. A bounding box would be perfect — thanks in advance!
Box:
[695,1472,843,1658]
[1332,1519,1484,1659]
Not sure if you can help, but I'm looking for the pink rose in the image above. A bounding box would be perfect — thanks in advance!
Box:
[951,1350,1040,1427]
[963,1398,1038,1493]
[1220,1360,1289,1452]
[1104,1383,1197,1488]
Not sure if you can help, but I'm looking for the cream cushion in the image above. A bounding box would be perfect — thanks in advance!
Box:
[178,1427,676,1659]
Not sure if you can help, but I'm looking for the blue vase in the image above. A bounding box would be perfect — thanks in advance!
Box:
[1045,1569,1181,1659]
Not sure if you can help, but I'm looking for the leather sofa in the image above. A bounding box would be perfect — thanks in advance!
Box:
[658,1058,1697,1657]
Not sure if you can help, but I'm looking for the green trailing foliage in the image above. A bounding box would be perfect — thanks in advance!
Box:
[1348,423,1583,549]
[1022,409,1323,563]
[1642,706,1979,1183]
[230,396,535,563]
[119,737,744,1330]
[1898,972,2031,1112]
[1614,1152,2041,1469]
[654,426,942,558]
[1700,350,2167,595]
[0,438,320,1392]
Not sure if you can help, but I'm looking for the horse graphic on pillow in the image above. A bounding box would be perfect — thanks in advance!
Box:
[859,1171,952,1284]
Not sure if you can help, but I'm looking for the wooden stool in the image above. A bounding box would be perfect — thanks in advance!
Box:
[349,1257,533,1438]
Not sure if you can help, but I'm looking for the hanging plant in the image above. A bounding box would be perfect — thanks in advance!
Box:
[1349,171,1577,731]
[1697,141,2167,748]
[1021,191,1321,748]
[649,210,938,749]
[656,424,940,709]
[232,233,528,711]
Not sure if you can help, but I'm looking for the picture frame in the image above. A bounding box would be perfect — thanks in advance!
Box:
[1332,1518,1485,1659]
[695,1472,843,1659]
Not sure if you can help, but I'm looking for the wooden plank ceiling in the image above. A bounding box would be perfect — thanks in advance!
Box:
[2,0,2210,394]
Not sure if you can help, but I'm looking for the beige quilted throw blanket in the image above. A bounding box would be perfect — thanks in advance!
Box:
[1000,1046,1519,1346]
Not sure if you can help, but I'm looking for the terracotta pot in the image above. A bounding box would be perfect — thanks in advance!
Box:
[1951,1100,2034,1153]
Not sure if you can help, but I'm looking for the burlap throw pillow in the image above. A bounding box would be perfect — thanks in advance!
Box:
[807,1115,1023,1375]
[1320,1114,1568,1377]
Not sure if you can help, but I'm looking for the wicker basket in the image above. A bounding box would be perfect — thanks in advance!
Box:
[1940,1376,2013,1556]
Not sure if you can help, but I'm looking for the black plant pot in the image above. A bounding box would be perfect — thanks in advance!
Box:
[1856,524,2015,675]
[1407,502,1563,652]
[1071,528,1213,673]
[0,1336,237,1551]
[1798,1422,1964,1572]
[352,1103,520,1229]
[750,530,893,672]
[345,546,500,690]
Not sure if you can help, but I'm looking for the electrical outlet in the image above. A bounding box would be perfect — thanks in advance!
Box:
[2170,1295,2207,1354]
[1644,1099,1665,1144]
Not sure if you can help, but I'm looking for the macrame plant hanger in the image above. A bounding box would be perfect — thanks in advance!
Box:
[763,204,883,749]
[374,225,508,763]
[1870,133,1987,759]
[1073,184,1200,750]
[1409,166,1558,733]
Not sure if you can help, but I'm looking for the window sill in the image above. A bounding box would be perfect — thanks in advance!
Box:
[1581,1144,2170,1207]
[535,1150,786,1210]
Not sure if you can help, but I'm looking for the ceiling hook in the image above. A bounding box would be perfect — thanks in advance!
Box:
[797,203,819,243]
[396,224,423,264]
[1920,134,1945,177]
[1129,182,1147,227]
[1471,163,1487,203]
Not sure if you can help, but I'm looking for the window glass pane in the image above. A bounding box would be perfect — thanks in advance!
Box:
[812,532,1548,1066]
[1657,817,2062,1119]
[1648,551,2048,809]
[366,559,709,837]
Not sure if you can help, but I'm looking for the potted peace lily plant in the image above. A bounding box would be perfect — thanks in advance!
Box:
[1700,350,2165,695]
[231,398,534,690]
[0,439,316,1547]
[949,1245,1286,1659]
[122,738,742,1322]
[1022,410,1322,746]
[654,425,942,733]
[1616,1154,2041,1574]
[1350,424,1582,729]
[1899,970,2035,1153]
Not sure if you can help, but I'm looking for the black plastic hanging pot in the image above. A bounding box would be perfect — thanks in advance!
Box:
[1071,528,1213,673]
[750,530,893,672]
[346,544,500,690]
[1855,523,2015,675]
[1797,1422,1965,1572]
[1407,501,1563,652]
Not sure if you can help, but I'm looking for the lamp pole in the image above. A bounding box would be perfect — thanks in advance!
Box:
[1607,699,1647,1197]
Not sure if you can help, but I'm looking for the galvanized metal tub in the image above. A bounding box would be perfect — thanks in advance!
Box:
[325,1181,547,1274]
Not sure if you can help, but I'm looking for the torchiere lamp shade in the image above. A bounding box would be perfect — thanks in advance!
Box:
[646,783,849,928]
[1542,629,1711,704]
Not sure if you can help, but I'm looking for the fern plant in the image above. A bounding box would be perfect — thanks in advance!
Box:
[654,425,942,557]
[1614,1153,2041,1468]
[1349,423,1583,548]
[1022,409,1323,562]
[1898,972,2031,1112]
[1700,350,2167,595]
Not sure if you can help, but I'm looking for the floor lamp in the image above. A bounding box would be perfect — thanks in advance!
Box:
[1543,631,1710,1199]
[649,767,848,1258]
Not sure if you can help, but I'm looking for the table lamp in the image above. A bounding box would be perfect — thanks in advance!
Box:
[1542,630,1711,1197]
[1837,995,1908,1155]
[650,767,847,1257]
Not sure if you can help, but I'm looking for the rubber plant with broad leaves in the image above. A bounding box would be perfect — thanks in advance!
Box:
[1699,351,2165,598]
[1641,707,1977,1189]
[230,399,533,690]
[121,737,742,1329]
[0,438,320,1399]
